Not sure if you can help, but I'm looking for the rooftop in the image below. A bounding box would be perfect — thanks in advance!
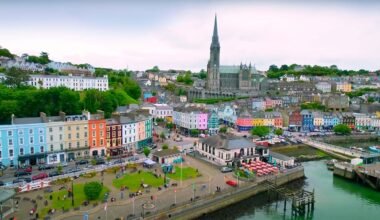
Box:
[153,148,181,157]
[200,134,256,150]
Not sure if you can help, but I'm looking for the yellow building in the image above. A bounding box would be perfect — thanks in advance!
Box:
[335,82,352,92]
[64,114,89,161]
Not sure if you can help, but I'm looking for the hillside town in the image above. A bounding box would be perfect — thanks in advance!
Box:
[0,7,379,220]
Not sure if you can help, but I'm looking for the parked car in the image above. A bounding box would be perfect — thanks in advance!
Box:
[48,171,60,177]
[0,181,4,186]
[65,167,81,174]
[32,172,48,181]
[61,162,69,167]
[95,159,105,165]
[12,179,25,184]
[220,167,233,173]
[226,180,238,187]
[14,170,31,177]
[17,177,32,183]
[38,164,55,171]
[112,159,125,165]
[76,159,89,165]
[18,165,32,173]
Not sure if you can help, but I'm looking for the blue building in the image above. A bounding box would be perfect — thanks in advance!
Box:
[301,110,314,132]
[323,113,340,130]
[0,116,48,167]
[207,110,219,135]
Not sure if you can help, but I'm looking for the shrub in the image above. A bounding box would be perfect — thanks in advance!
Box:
[84,182,103,200]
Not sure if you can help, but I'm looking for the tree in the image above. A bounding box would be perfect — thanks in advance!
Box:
[3,67,30,87]
[368,97,375,103]
[166,122,174,130]
[84,182,103,200]
[162,144,169,150]
[190,129,200,137]
[56,165,63,174]
[143,147,151,157]
[274,128,283,136]
[0,47,14,58]
[219,126,228,133]
[160,132,166,140]
[251,126,270,137]
[199,69,207,79]
[269,65,279,72]
[146,66,160,72]
[333,124,351,135]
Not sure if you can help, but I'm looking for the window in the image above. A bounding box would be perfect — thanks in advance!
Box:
[19,148,24,156]
[49,128,53,132]
[59,126,63,131]
[92,131,96,137]
[100,124,103,129]
[18,129,23,135]
[77,142,80,148]
[85,141,88,147]
[9,149,13,157]
[76,126,79,131]
[8,139,13,146]
[30,137,34,144]
[39,128,44,134]
[76,133,80,138]
[68,143,72,148]
[100,131,103,137]
[100,139,104,145]
[60,144,63,150]
[59,134,62,140]
[0,151,1,158]
[50,135,53,141]
[68,134,71,139]
[84,132,88,137]
[29,129,33,134]
[92,124,95,129]
[39,135,44,143]
[68,126,71,131]
[92,140,96,146]
[31,147,34,154]
[50,145,54,152]
[40,146,44,153]
[8,130,13,136]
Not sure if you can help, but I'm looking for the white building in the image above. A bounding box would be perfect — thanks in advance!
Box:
[47,62,95,74]
[28,74,109,91]
[315,82,332,93]
[197,134,259,166]
[153,104,173,119]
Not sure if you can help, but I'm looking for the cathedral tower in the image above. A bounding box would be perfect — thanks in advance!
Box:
[207,15,220,90]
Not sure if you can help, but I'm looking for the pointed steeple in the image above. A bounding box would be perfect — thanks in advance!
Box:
[211,14,220,48]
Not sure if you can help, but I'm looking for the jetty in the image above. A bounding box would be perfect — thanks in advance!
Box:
[301,138,380,162]
[333,162,380,190]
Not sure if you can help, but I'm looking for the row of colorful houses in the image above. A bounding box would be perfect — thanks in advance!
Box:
[0,110,153,167]
[235,110,284,132]
[289,110,380,132]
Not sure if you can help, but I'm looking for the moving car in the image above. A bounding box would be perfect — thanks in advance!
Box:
[226,180,238,187]
[48,171,60,177]
[32,172,48,181]
[76,159,89,165]
[17,165,32,173]
[220,167,233,173]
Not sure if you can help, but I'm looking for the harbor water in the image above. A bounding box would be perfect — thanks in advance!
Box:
[202,161,380,220]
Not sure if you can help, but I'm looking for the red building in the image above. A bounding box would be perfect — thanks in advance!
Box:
[145,96,158,104]
[289,110,302,132]
[106,118,122,157]
[88,111,107,157]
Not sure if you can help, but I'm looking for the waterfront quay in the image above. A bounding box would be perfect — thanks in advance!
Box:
[334,161,380,190]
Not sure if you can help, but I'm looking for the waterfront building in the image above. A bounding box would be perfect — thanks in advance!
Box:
[315,82,332,93]
[42,112,66,164]
[64,113,89,161]
[27,74,109,91]
[289,110,302,132]
[273,112,284,128]
[301,110,314,132]
[208,110,219,135]
[370,116,380,131]
[269,152,295,167]
[341,113,356,129]
[323,113,340,130]
[252,111,265,127]
[236,109,253,132]
[106,118,122,157]
[87,111,106,157]
[152,148,182,164]
[312,112,324,130]
[263,112,275,127]
[153,104,173,120]
[197,134,259,166]
[218,104,237,126]
[353,113,371,130]
[173,106,208,134]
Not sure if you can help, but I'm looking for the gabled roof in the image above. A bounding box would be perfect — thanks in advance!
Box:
[200,134,256,150]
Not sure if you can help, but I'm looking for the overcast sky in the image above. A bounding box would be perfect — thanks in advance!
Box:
[1,0,380,71]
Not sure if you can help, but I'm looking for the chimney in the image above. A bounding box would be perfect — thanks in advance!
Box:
[40,112,47,122]
[59,111,66,121]
[11,114,15,125]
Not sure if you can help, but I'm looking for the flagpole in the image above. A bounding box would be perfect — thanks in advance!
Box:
[180,159,183,187]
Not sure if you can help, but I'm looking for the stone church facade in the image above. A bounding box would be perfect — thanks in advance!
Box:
[207,16,258,91]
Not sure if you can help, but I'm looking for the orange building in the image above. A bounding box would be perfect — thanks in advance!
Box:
[87,111,107,157]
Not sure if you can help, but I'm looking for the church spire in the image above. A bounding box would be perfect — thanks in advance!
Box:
[211,14,220,48]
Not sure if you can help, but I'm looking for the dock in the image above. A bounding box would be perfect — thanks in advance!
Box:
[333,162,380,190]
[301,138,380,162]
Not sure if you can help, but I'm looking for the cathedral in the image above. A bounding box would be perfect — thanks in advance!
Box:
[207,16,258,91]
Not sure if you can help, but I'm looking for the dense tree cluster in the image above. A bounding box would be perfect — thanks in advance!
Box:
[267,64,374,79]
[193,69,207,79]
[346,87,378,98]
[84,182,103,200]
[146,66,160,73]
[0,47,14,58]
[333,124,351,135]
[176,71,193,85]
[300,102,326,111]
[251,126,270,137]
[26,52,50,64]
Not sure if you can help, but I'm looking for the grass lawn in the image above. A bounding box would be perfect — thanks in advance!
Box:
[39,183,109,218]
[113,171,164,192]
[167,166,200,181]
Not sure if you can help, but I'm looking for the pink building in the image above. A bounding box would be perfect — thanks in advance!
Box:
[265,98,274,109]
[197,113,208,130]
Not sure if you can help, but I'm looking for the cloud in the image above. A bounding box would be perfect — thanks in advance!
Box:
[0,1,379,71]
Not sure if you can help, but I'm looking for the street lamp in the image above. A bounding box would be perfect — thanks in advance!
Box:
[71,177,74,206]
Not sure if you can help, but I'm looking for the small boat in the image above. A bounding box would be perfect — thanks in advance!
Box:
[369,146,380,153]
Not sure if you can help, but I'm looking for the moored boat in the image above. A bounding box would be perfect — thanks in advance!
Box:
[369,146,380,153]
[325,159,337,170]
